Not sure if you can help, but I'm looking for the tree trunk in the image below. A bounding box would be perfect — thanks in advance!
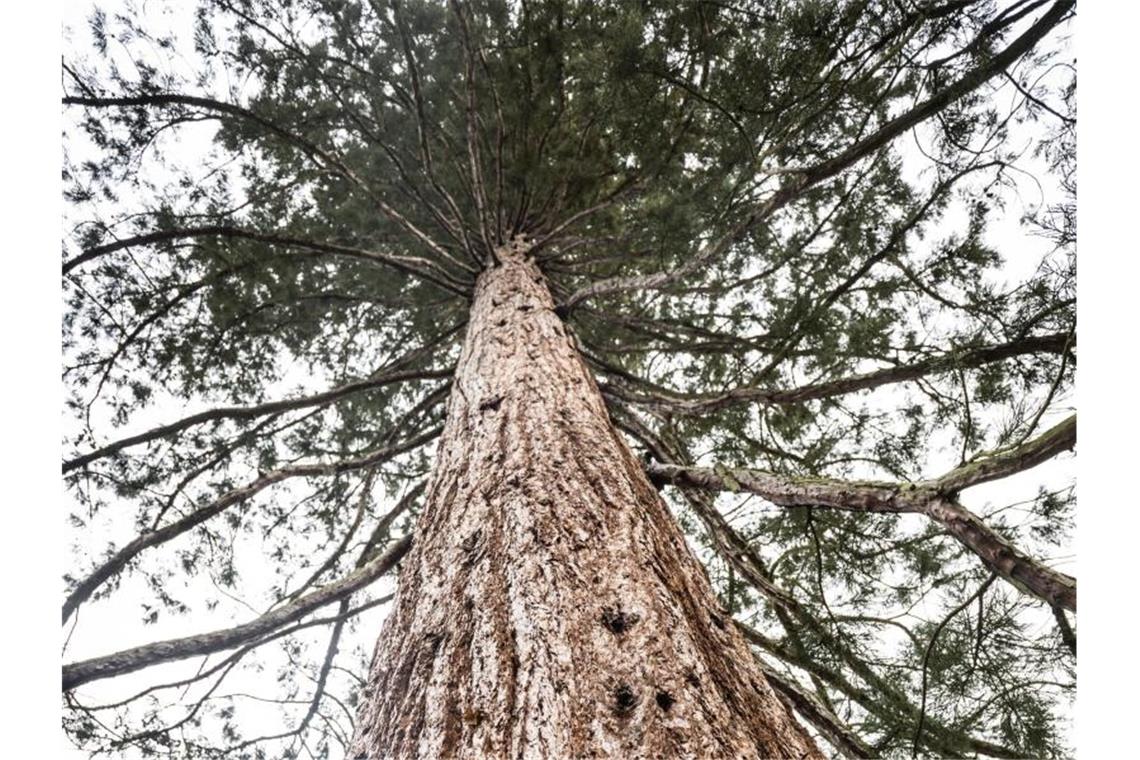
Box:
[349,238,821,759]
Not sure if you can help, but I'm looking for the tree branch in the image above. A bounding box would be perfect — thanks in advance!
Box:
[63,534,413,691]
[559,0,1072,310]
[935,415,1075,493]
[62,425,440,624]
[64,365,453,473]
[603,331,1069,415]
[754,658,875,759]
[645,415,1077,610]
[62,225,470,295]
[795,0,1074,190]
[63,94,469,276]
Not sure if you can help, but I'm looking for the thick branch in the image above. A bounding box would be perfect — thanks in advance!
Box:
[646,463,912,514]
[608,332,1070,415]
[62,426,440,624]
[934,415,1076,493]
[755,659,875,759]
[645,415,1077,610]
[63,534,413,691]
[923,496,1075,611]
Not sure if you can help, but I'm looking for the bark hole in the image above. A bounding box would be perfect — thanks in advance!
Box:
[710,613,726,630]
[425,632,444,654]
[478,395,503,412]
[613,684,639,715]
[655,690,676,712]
[600,606,640,635]
[685,671,701,688]
[460,529,482,553]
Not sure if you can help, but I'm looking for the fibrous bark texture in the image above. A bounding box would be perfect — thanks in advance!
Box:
[349,239,820,759]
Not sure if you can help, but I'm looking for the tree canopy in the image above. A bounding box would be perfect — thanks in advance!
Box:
[62,0,1076,757]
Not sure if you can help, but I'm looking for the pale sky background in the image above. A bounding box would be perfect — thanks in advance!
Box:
[0,1,1129,758]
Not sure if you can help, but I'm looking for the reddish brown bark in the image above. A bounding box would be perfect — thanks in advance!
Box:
[349,239,821,758]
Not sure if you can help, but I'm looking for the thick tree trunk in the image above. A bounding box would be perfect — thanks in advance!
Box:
[349,239,821,759]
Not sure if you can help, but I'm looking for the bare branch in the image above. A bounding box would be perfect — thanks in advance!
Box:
[923,496,1074,611]
[755,658,875,759]
[62,425,441,624]
[935,415,1075,493]
[645,415,1077,610]
[63,534,413,690]
[603,332,1070,415]
[62,225,471,295]
[64,365,453,473]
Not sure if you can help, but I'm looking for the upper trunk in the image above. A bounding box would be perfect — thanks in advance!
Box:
[349,238,821,759]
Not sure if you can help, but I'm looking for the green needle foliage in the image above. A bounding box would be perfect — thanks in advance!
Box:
[62,0,1076,757]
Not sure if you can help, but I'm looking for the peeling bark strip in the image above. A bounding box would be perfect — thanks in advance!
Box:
[350,239,821,759]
